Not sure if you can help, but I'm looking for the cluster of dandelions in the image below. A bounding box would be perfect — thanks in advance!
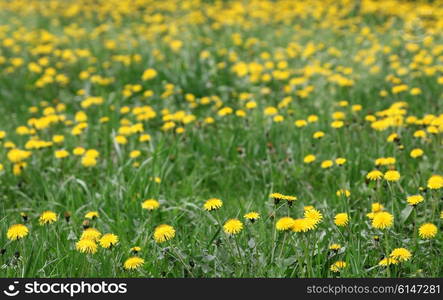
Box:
[0,0,442,278]
[5,179,442,274]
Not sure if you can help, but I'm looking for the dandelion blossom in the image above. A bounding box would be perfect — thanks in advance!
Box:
[76,239,98,254]
[384,170,400,182]
[130,246,141,254]
[73,147,86,156]
[99,234,119,249]
[223,219,244,235]
[329,244,341,251]
[55,149,69,159]
[366,170,383,181]
[39,210,58,225]
[303,154,316,163]
[7,224,29,240]
[81,155,97,167]
[270,193,284,202]
[410,148,423,158]
[282,195,297,203]
[153,224,176,243]
[142,199,160,211]
[331,121,344,128]
[244,212,260,222]
[418,223,437,239]
[203,198,223,211]
[276,217,295,231]
[313,131,324,139]
[81,228,102,241]
[427,175,443,189]
[142,68,157,81]
[406,195,424,206]
[330,261,347,272]
[85,211,99,219]
[378,257,398,266]
[336,189,350,197]
[291,218,313,232]
[372,212,394,229]
[321,160,333,169]
[304,207,323,226]
[129,150,141,159]
[371,203,384,213]
[389,248,412,262]
[124,257,145,270]
[334,213,349,227]
[335,158,346,166]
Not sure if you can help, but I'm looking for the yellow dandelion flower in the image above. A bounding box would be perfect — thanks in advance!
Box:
[334,213,349,227]
[81,155,97,167]
[281,195,297,204]
[410,148,424,158]
[73,147,86,156]
[264,106,278,116]
[406,195,424,206]
[85,211,99,219]
[153,224,176,243]
[321,160,333,169]
[124,257,145,270]
[331,121,344,128]
[7,224,29,240]
[427,175,443,189]
[115,135,127,145]
[372,212,394,229]
[371,202,384,213]
[142,199,160,211]
[366,170,383,181]
[276,217,295,231]
[384,170,400,182]
[270,193,284,200]
[85,149,100,159]
[418,223,437,239]
[99,234,119,249]
[303,154,316,163]
[335,158,346,166]
[389,248,412,262]
[139,134,151,142]
[54,149,69,159]
[387,133,399,142]
[330,261,347,272]
[129,150,141,159]
[76,239,98,254]
[378,257,398,266]
[336,189,350,197]
[203,198,223,211]
[244,212,260,222]
[223,219,244,235]
[273,115,283,122]
[291,218,314,232]
[81,228,102,241]
[142,68,157,81]
[130,246,141,254]
[39,210,57,225]
[304,207,323,225]
[294,120,307,128]
[329,244,341,251]
[313,131,325,139]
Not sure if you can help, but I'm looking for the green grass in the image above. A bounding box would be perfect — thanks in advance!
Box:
[0,0,442,278]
